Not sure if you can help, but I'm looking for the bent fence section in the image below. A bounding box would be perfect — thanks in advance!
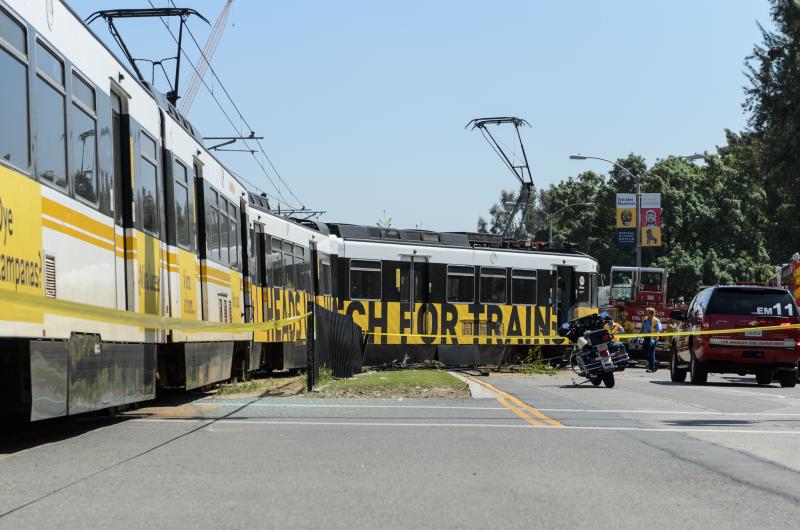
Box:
[308,304,366,389]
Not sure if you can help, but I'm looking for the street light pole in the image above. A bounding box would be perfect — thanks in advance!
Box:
[569,154,642,266]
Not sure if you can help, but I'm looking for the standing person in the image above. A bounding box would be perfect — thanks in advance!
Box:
[601,312,627,358]
[641,307,662,372]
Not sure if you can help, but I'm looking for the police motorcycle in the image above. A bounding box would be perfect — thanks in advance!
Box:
[558,312,629,388]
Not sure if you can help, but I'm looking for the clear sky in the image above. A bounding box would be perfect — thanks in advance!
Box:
[75,1,774,231]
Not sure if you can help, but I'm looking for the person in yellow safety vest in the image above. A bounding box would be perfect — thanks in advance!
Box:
[603,318,623,338]
[641,307,663,373]
[600,312,626,356]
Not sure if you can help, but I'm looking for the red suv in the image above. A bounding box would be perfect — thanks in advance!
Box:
[670,286,799,387]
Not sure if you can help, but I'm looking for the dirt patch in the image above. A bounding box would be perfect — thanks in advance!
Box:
[214,374,306,398]
[125,402,216,419]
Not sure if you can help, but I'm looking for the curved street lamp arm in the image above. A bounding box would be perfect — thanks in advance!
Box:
[570,154,640,183]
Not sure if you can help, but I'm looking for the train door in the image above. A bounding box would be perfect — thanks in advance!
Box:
[240,203,254,323]
[111,90,132,309]
[555,265,575,325]
[192,161,206,320]
[402,255,430,336]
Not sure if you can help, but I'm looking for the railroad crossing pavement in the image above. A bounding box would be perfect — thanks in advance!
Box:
[2,370,800,529]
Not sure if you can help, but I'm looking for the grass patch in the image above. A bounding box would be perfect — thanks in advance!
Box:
[319,370,469,398]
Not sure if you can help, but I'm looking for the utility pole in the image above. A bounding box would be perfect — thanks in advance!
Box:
[635,176,641,267]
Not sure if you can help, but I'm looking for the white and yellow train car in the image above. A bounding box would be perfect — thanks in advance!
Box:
[326,224,600,366]
[246,200,329,372]
[0,0,249,420]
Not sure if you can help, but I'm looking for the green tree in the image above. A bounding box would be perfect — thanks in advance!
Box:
[743,0,800,260]
[376,210,392,228]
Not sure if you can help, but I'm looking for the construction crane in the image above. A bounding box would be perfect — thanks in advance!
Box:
[179,0,234,115]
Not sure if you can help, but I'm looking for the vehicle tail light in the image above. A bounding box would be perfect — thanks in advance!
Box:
[599,349,609,357]
[702,316,710,330]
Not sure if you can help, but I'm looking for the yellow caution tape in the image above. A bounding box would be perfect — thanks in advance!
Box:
[8,285,793,341]
[365,323,800,342]
[0,288,309,333]
[614,324,800,340]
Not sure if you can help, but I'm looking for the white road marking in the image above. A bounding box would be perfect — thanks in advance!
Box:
[136,417,800,434]
[199,401,507,411]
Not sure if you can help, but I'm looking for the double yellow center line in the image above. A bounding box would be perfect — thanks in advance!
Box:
[466,375,563,428]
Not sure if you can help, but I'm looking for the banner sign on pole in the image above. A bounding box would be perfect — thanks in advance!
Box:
[616,229,636,246]
[640,193,662,247]
[615,193,636,228]
[616,193,637,246]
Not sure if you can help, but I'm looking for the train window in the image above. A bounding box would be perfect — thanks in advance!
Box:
[295,245,306,292]
[271,239,283,287]
[350,260,381,300]
[0,20,29,169]
[480,267,507,304]
[72,73,95,111]
[36,41,63,86]
[446,265,474,303]
[71,72,98,204]
[139,132,158,235]
[228,202,238,269]
[321,260,332,296]
[0,7,26,54]
[296,256,306,291]
[283,242,295,290]
[421,233,440,242]
[173,160,190,249]
[70,102,97,204]
[140,132,156,160]
[34,76,66,188]
[511,269,537,305]
[208,190,220,262]
[220,201,230,266]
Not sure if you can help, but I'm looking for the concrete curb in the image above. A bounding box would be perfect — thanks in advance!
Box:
[448,371,501,399]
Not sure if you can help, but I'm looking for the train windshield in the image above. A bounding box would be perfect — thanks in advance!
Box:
[610,270,635,301]
[639,270,664,293]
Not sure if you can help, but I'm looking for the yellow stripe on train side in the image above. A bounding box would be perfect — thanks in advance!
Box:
[41,197,114,246]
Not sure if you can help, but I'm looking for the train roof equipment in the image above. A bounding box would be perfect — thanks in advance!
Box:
[466,116,534,243]
[85,7,210,107]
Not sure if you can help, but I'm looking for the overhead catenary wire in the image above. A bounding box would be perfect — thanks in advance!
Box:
[141,0,299,209]
[165,0,305,209]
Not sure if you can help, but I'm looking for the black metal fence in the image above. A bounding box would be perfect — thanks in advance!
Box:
[307,303,366,389]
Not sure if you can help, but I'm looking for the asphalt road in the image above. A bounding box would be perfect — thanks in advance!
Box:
[2,368,800,529]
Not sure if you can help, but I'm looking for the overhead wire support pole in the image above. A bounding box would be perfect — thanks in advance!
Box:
[167,0,304,208]
[204,134,264,151]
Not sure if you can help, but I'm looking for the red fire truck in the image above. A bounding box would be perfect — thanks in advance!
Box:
[767,253,800,305]
[603,266,679,361]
